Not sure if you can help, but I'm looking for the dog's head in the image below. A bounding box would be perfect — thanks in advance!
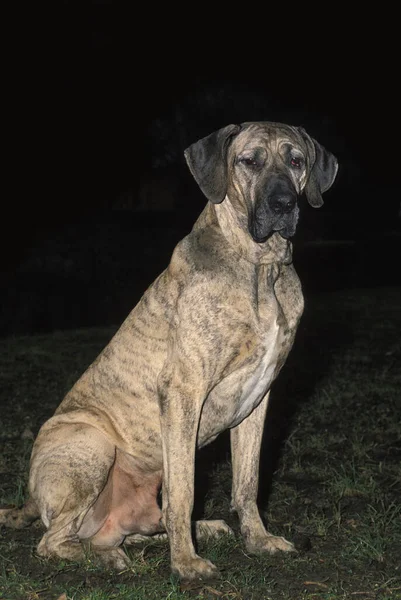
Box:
[184,122,338,243]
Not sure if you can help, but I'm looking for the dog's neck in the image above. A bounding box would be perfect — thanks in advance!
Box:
[196,197,293,266]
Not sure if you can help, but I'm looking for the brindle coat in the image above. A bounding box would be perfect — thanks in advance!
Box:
[0,122,338,581]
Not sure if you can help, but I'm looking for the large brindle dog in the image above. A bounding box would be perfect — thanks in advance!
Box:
[1,122,338,581]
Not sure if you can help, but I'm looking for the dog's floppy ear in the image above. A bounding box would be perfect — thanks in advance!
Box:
[184,124,241,204]
[298,127,338,208]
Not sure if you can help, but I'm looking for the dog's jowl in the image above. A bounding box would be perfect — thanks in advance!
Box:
[0,122,338,581]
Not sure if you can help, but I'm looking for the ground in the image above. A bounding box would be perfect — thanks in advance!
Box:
[1,286,400,599]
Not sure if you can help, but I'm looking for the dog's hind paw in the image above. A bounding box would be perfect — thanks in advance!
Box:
[172,555,220,581]
[246,533,296,555]
[0,499,39,529]
[195,519,234,540]
[91,546,132,571]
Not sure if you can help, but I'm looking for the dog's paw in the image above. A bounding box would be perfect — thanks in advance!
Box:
[172,555,220,581]
[246,534,296,555]
[93,546,132,571]
[124,532,168,546]
[195,519,234,540]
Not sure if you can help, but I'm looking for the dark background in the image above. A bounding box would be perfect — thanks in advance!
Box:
[2,3,400,336]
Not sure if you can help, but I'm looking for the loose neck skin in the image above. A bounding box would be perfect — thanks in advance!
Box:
[194,197,293,267]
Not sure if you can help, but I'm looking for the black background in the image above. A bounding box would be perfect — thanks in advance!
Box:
[2,2,400,334]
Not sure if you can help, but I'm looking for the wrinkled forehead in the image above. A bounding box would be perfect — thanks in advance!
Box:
[230,121,304,152]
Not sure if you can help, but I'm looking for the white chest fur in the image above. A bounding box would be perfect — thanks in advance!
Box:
[231,320,280,425]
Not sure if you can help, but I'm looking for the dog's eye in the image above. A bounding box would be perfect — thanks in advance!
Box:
[240,157,259,167]
[290,157,303,169]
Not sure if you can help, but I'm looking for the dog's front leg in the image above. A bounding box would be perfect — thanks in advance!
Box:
[159,364,219,581]
[230,392,295,554]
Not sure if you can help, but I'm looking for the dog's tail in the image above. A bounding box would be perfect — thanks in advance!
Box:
[0,497,39,529]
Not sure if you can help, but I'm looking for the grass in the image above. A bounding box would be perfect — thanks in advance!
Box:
[0,286,400,599]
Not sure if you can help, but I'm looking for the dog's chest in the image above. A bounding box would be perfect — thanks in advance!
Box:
[232,323,281,425]
[230,265,300,423]
[198,263,303,447]
[198,320,286,447]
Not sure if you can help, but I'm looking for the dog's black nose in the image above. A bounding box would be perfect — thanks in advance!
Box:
[269,195,297,215]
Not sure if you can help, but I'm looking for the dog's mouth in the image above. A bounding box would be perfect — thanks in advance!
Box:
[250,231,271,244]
[251,229,294,244]
[252,232,273,244]
[273,224,296,240]
[249,217,298,244]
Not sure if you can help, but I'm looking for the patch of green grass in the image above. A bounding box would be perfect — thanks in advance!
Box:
[346,500,401,563]
[326,460,378,500]
[1,286,401,599]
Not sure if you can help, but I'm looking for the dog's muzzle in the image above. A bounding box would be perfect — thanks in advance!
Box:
[249,175,299,243]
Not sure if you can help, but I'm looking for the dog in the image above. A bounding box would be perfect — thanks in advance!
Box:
[0,122,338,581]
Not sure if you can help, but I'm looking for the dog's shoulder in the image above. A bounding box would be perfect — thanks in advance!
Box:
[170,224,239,279]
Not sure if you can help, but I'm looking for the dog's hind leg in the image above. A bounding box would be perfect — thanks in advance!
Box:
[29,419,131,570]
[0,496,40,528]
